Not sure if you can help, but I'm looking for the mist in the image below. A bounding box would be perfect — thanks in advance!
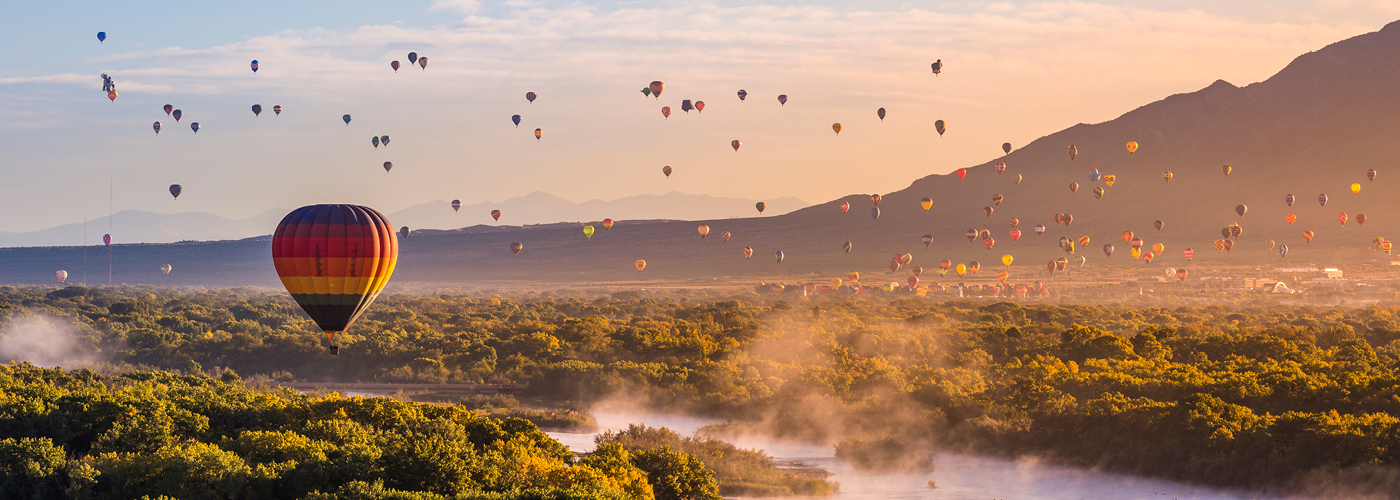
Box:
[0,314,100,368]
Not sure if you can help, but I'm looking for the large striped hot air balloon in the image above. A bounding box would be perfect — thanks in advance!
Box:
[271,205,398,351]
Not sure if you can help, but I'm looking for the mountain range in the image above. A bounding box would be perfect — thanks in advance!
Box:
[4,21,1400,286]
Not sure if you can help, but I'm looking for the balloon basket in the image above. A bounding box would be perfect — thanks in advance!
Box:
[329,345,340,356]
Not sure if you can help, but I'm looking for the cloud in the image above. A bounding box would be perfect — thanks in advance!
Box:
[429,0,482,13]
[0,315,100,368]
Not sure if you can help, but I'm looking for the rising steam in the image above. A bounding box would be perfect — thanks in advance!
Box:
[0,314,100,368]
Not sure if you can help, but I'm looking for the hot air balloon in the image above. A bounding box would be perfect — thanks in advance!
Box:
[450,200,461,212]
[979,229,992,240]
[1075,255,1087,267]
[698,225,710,238]
[1286,214,1296,225]
[1093,187,1104,199]
[169,184,182,199]
[512,115,521,127]
[997,271,1010,282]
[381,135,392,147]
[1003,143,1012,154]
[908,276,919,288]
[163,104,173,115]
[535,128,543,140]
[1078,236,1091,248]
[778,94,788,106]
[1303,231,1314,243]
[921,197,933,211]
[153,122,161,135]
[956,264,966,278]
[731,140,741,152]
[583,226,595,239]
[983,238,995,250]
[1089,167,1101,182]
[1121,231,1133,243]
[1142,252,1155,264]
[1318,193,1328,207]
[844,241,853,253]
[922,235,933,247]
[756,202,766,213]
[252,104,262,116]
[775,251,784,263]
[931,59,942,74]
[840,201,850,213]
[743,247,753,259]
[872,207,881,220]
[939,260,952,275]
[1222,165,1232,175]
[912,266,923,277]
[391,61,400,72]
[1014,174,1023,185]
[1368,169,1378,181]
[661,106,671,119]
[1070,182,1079,193]
[1279,244,1289,257]
[251,60,259,73]
[508,242,522,255]
[1126,141,1138,154]
[599,219,614,232]
[1236,204,1247,216]
[1184,248,1194,261]
[103,234,111,246]
[1214,239,1226,252]
[832,123,842,135]
[1008,218,1019,227]
[956,168,967,179]
[696,101,705,113]
[190,122,200,134]
[407,52,418,64]
[1266,240,1276,251]
[1352,183,1361,196]
[737,89,747,101]
[1103,175,1116,188]
[1152,243,1164,255]
[1163,171,1173,182]
[173,109,182,121]
[272,205,397,348]
[935,120,946,136]
[399,226,411,239]
[418,57,428,70]
[161,264,172,275]
[1034,225,1046,235]
[105,91,117,103]
[525,92,537,103]
[273,105,282,115]
[1357,214,1367,225]
[491,210,502,221]
[343,114,351,125]
[383,162,392,172]
[1339,213,1348,225]
[995,162,1006,174]
[372,137,380,148]
[983,207,994,217]
[1002,255,1013,266]
[97,31,107,43]
[900,253,913,265]
[878,108,886,121]
[1068,145,1078,160]
[721,231,731,242]
[1062,214,1073,226]
[968,261,981,274]
[1102,244,1115,257]
[663,166,673,178]
[1130,237,1144,252]
[1010,229,1022,241]
[849,271,860,283]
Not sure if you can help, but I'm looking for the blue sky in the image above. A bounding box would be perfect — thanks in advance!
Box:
[0,0,1389,233]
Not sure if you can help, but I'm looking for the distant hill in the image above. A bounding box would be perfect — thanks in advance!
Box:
[0,210,287,248]
[387,191,808,231]
[4,21,1400,286]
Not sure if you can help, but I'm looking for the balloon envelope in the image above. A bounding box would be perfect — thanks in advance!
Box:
[271,205,397,338]
[169,184,182,199]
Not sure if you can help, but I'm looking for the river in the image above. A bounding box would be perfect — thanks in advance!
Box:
[546,411,1281,500]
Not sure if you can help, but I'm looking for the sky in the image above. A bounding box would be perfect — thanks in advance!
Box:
[0,0,1393,233]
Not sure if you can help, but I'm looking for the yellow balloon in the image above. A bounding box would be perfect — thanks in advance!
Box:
[1151,243,1164,255]
[1104,174,1117,188]
[583,225,595,239]
[955,263,967,277]
[832,123,843,134]
[1352,183,1361,195]
[1001,254,1013,266]
[920,197,933,211]
[1126,141,1138,154]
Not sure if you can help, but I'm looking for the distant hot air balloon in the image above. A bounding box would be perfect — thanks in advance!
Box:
[272,205,397,346]
[935,120,946,136]
[153,122,161,135]
[1279,244,1289,257]
[908,275,919,288]
[103,234,111,246]
[400,226,411,239]
[383,162,392,172]
[1357,214,1367,225]
[107,91,117,102]
[1163,171,1173,182]
[1089,167,1101,182]
[372,136,380,148]
[1126,141,1138,154]
[983,238,995,250]
[1236,204,1247,216]
[391,61,400,72]
[1068,145,1077,160]
[511,242,523,255]
[1152,243,1165,255]
[731,140,741,152]
[871,207,880,220]
[983,207,994,217]
[343,114,352,125]
[491,209,502,221]
[698,225,710,238]
[775,251,784,263]
[737,89,747,101]
[173,109,182,121]
[602,219,614,231]
[1014,174,1023,185]
[1368,169,1378,181]
[1069,182,1079,193]
[1008,218,1019,227]
[778,94,787,106]
[1034,224,1045,235]
[1266,240,1276,251]
[1103,244,1115,257]
[1003,143,1012,154]
[1142,252,1155,264]
[1010,229,1022,241]
[956,169,967,179]
[878,108,886,121]
[931,59,942,75]
[1303,231,1314,243]
[663,166,673,178]
[681,100,693,113]
[273,105,282,115]
[252,104,262,116]
[922,235,933,247]
[939,260,952,275]
[1318,193,1328,207]
[921,197,933,211]
[408,52,418,63]
[418,57,428,70]
[583,226,595,239]
[832,123,842,135]
[526,92,537,103]
[721,231,731,242]
[1002,255,1013,266]
[696,101,705,113]
[755,202,766,213]
[250,60,259,73]
[1284,194,1295,207]
[844,241,853,253]
[849,271,861,283]
[870,194,881,206]
[451,200,461,212]
[661,106,671,119]
[161,264,172,275]
[840,201,850,213]
[190,122,200,134]
[648,81,664,99]
[1352,183,1361,196]
[512,115,521,127]
[1092,186,1104,199]
[743,247,753,259]
[97,32,106,43]
[535,128,543,140]
[1122,231,1134,243]
[169,184,182,199]
[57,270,67,283]
[1339,213,1348,225]
[995,162,1006,174]
[1078,236,1091,248]
[1184,248,1194,261]
[1103,175,1116,188]
[163,104,173,115]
